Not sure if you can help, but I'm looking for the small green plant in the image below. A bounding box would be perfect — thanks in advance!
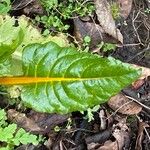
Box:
[0,109,41,150]
[84,105,100,122]
[0,0,11,14]
[54,117,72,132]
[97,41,117,52]
[35,0,95,33]
[110,2,120,20]
[83,35,91,52]
[145,8,150,14]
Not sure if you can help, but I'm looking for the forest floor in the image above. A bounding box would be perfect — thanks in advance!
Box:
[0,0,150,150]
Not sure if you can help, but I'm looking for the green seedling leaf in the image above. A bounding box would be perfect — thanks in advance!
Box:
[13,128,38,146]
[0,109,7,126]
[0,124,17,142]
[0,0,11,14]
[0,58,11,76]
[0,42,140,114]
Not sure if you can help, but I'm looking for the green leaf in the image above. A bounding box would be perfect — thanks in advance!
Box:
[0,124,17,142]
[0,109,7,126]
[0,146,11,150]
[0,15,69,76]
[16,15,69,51]
[0,0,11,14]
[0,42,140,114]
[0,15,24,62]
[0,59,11,76]
[13,128,38,146]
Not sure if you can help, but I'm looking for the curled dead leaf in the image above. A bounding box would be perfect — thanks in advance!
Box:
[95,0,123,43]
[108,93,142,115]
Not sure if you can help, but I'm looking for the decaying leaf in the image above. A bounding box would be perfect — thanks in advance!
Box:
[99,109,107,130]
[112,121,130,150]
[74,18,103,48]
[87,142,101,150]
[7,109,68,134]
[7,109,44,134]
[132,79,145,90]
[87,121,130,150]
[118,0,133,19]
[85,130,111,144]
[98,140,118,150]
[73,18,118,49]
[135,122,149,150]
[108,93,142,115]
[95,0,123,43]
[28,110,69,131]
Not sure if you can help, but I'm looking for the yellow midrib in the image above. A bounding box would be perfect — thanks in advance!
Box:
[0,77,100,85]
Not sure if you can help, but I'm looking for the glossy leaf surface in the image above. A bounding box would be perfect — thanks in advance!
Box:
[0,42,140,114]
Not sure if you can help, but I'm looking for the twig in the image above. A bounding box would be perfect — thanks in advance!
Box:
[122,43,141,47]
[144,127,150,142]
[127,45,150,62]
[91,16,103,40]
[132,10,144,45]
[125,96,150,111]
[12,0,34,10]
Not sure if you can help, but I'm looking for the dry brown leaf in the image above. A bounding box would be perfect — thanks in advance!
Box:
[95,0,123,43]
[85,130,111,144]
[28,110,69,130]
[74,18,104,48]
[132,79,145,89]
[7,109,68,134]
[73,18,121,49]
[98,140,118,150]
[118,0,133,19]
[87,142,101,150]
[108,93,142,115]
[99,109,107,130]
[135,122,149,150]
[7,109,44,134]
[112,121,130,150]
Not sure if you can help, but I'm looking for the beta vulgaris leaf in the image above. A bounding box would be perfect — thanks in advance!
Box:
[0,15,24,62]
[0,42,141,114]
